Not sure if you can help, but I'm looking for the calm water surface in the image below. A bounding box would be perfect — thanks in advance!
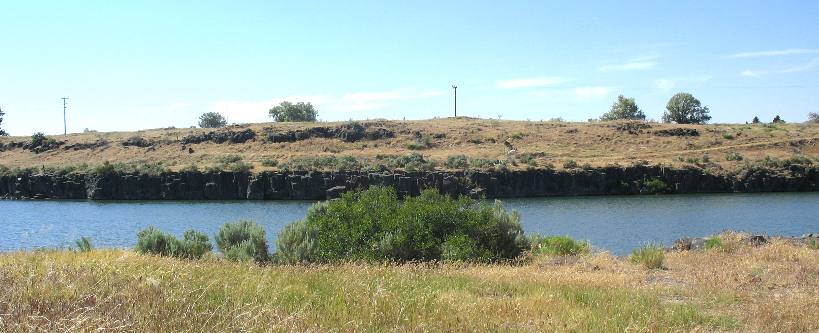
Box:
[1,192,817,255]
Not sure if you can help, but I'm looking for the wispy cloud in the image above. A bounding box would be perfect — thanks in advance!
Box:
[496,77,568,89]
[599,55,658,72]
[573,87,610,99]
[726,48,819,58]
[741,58,819,77]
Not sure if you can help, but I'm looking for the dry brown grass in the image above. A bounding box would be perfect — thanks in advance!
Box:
[1,118,817,172]
[1,234,816,332]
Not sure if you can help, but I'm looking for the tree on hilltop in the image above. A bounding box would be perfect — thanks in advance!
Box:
[269,101,318,122]
[0,107,7,136]
[198,112,228,128]
[600,95,646,121]
[662,93,711,124]
[808,112,819,123]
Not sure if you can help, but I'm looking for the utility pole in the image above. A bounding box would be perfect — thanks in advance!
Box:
[61,97,68,135]
[451,85,457,117]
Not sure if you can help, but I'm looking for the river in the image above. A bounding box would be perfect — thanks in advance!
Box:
[1,192,817,255]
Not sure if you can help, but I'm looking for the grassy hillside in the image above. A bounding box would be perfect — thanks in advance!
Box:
[1,234,817,332]
[1,118,817,173]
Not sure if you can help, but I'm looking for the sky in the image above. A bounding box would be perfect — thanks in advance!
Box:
[1,1,818,135]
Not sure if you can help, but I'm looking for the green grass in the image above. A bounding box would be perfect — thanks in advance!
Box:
[704,237,723,250]
[530,235,589,256]
[630,244,665,269]
[0,250,737,332]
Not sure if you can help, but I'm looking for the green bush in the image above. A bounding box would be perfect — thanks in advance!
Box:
[135,227,213,259]
[74,237,93,252]
[642,178,667,194]
[809,239,819,250]
[630,244,664,269]
[215,221,269,263]
[563,160,578,169]
[530,235,589,256]
[406,134,433,150]
[276,187,529,263]
[177,230,213,259]
[274,219,318,264]
[136,226,179,256]
[445,155,469,169]
[261,159,278,167]
[722,133,734,140]
[725,152,743,161]
[704,237,723,250]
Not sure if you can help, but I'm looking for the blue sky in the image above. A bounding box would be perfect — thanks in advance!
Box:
[1,1,818,135]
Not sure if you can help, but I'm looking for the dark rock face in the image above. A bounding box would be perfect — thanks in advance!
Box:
[181,129,256,144]
[121,136,153,147]
[654,128,700,137]
[265,123,395,143]
[1,165,816,200]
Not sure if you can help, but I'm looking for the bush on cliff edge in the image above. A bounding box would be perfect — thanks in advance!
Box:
[275,186,529,263]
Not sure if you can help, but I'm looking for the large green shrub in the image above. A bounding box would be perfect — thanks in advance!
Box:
[198,112,228,128]
[215,221,269,262]
[275,187,529,263]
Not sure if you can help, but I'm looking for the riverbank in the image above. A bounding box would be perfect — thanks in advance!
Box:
[2,163,817,200]
[2,233,817,332]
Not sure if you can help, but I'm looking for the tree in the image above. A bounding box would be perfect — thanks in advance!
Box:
[808,112,819,123]
[198,112,228,128]
[662,93,711,124]
[772,115,785,124]
[752,116,760,124]
[600,95,646,121]
[269,101,318,122]
[0,107,7,136]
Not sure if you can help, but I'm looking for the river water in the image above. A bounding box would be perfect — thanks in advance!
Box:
[1,192,817,255]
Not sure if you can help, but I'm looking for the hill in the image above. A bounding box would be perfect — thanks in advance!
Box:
[1,118,817,174]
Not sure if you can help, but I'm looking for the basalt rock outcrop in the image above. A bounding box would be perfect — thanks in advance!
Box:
[1,165,816,200]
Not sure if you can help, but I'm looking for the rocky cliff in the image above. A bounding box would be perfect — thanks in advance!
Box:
[1,165,816,200]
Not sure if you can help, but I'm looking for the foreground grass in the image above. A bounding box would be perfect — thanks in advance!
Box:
[1,237,817,332]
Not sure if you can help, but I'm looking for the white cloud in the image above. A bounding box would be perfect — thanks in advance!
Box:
[726,48,819,58]
[496,77,568,89]
[600,55,658,72]
[573,87,610,99]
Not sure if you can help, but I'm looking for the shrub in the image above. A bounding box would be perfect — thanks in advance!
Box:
[261,159,278,167]
[704,237,723,250]
[809,238,819,250]
[198,112,228,128]
[269,101,318,122]
[563,160,578,169]
[530,235,589,256]
[279,187,529,263]
[215,221,269,262]
[274,219,318,264]
[406,134,433,150]
[218,155,243,164]
[662,93,711,124]
[642,178,667,194]
[445,154,469,169]
[74,237,93,252]
[808,112,819,124]
[30,132,50,147]
[752,116,760,124]
[722,133,734,140]
[725,152,743,161]
[180,163,199,172]
[177,230,213,259]
[630,244,664,269]
[135,227,212,259]
[600,95,646,121]
[772,115,785,124]
[136,226,179,256]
